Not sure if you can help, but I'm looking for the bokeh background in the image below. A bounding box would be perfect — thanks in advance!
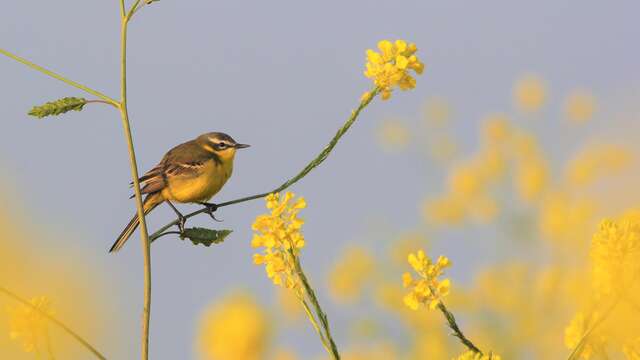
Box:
[1,1,639,359]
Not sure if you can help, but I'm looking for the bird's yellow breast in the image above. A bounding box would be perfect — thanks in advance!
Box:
[161,158,233,203]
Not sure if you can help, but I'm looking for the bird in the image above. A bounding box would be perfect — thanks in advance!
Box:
[109,132,250,253]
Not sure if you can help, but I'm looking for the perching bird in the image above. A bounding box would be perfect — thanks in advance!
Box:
[109,132,249,253]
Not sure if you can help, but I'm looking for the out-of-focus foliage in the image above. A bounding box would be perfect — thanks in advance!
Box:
[0,185,124,359]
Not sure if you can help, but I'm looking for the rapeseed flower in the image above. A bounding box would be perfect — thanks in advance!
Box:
[252,192,307,291]
[364,40,424,100]
[402,249,451,310]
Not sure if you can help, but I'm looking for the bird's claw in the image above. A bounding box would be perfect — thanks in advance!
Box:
[202,202,222,222]
[177,215,186,234]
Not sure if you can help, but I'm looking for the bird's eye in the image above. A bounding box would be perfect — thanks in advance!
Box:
[216,143,228,150]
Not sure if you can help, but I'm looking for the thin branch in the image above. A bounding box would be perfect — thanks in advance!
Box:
[118,13,152,360]
[127,0,143,19]
[150,87,380,242]
[0,48,118,106]
[0,286,106,360]
[291,251,341,359]
[436,300,483,354]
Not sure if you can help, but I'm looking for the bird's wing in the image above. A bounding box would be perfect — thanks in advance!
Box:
[129,140,212,196]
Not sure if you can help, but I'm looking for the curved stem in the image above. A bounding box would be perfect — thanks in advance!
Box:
[149,87,380,242]
[119,12,152,360]
[0,48,118,106]
[0,286,106,360]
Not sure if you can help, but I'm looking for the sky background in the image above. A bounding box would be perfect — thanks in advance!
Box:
[1,1,639,359]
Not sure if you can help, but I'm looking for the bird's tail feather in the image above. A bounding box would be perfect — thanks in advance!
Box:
[109,193,162,253]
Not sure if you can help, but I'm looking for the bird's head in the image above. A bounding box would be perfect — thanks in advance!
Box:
[197,132,250,162]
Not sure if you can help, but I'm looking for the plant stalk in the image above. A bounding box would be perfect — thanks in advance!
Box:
[119,9,152,360]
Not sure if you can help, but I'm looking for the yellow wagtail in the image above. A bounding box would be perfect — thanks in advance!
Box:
[109,132,249,253]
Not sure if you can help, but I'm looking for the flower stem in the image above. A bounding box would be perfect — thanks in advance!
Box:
[0,286,106,360]
[291,251,341,359]
[0,48,118,107]
[150,87,380,241]
[119,4,152,359]
[436,301,482,354]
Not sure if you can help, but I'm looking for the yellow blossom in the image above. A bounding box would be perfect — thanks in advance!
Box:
[196,292,270,360]
[423,97,452,127]
[252,192,307,291]
[513,74,546,112]
[564,311,605,359]
[402,249,452,310]
[565,144,632,187]
[590,211,640,297]
[364,39,424,100]
[564,90,596,123]
[375,118,411,152]
[328,246,376,303]
[6,296,54,353]
[624,337,640,360]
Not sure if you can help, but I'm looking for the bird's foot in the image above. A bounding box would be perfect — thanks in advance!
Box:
[200,202,222,222]
[177,214,187,234]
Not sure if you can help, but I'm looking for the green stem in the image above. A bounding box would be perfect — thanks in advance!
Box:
[291,251,340,359]
[0,286,106,360]
[119,7,152,360]
[0,48,118,106]
[436,300,482,354]
[150,87,380,242]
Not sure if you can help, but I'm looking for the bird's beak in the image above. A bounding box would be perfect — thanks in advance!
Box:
[234,143,251,149]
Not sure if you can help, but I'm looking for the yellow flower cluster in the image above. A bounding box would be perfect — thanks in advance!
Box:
[364,40,424,100]
[402,250,451,310]
[624,337,640,359]
[590,211,640,297]
[564,311,604,359]
[252,192,307,290]
[454,350,502,360]
[196,292,269,360]
[6,296,53,353]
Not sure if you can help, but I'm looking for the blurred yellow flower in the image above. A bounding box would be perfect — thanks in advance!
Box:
[564,311,604,359]
[538,192,595,244]
[364,40,424,100]
[252,192,307,291]
[624,338,640,360]
[423,97,452,127]
[6,296,53,354]
[422,195,465,225]
[196,292,269,360]
[454,350,502,360]
[514,158,548,202]
[481,114,511,144]
[375,119,411,152]
[590,211,640,297]
[565,144,632,187]
[328,246,376,303]
[273,347,299,360]
[402,250,451,310]
[564,90,596,123]
[513,74,546,112]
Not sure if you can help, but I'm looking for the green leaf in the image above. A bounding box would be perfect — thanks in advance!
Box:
[180,227,232,247]
[28,97,87,118]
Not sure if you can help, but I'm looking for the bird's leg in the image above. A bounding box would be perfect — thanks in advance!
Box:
[166,200,186,233]
[199,202,222,222]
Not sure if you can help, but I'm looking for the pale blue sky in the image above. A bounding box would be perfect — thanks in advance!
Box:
[1,1,639,359]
